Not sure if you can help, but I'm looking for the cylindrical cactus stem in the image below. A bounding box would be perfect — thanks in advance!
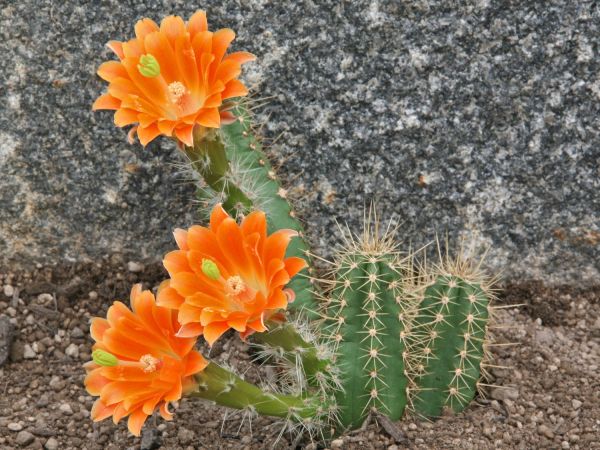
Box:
[325,250,415,431]
[252,321,333,390]
[188,362,322,420]
[181,105,316,314]
[411,273,491,417]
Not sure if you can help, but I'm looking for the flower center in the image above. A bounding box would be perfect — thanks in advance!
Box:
[226,276,246,296]
[139,354,161,373]
[168,81,186,104]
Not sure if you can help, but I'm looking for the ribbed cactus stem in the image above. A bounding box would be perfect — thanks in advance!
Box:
[188,362,319,420]
[325,251,415,431]
[412,274,490,417]
[182,105,316,314]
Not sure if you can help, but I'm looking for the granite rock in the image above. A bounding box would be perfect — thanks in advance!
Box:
[0,1,598,285]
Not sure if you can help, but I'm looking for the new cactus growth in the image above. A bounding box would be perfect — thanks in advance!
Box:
[182,104,316,314]
[322,222,419,431]
[411,250,494,418]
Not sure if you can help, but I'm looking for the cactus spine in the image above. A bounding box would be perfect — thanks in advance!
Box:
[182,103,316,314]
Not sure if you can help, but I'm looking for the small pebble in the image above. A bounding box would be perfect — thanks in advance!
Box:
[127,261,144,272]
[3,285,14,297]
[65,343,79,358]
[8,422,23,431]
[15,430,34,446]
[59,403,73,415]
[23,344,36,359]
[571,399,582,410]
[88,291,98,300]
[331,438,344,449]
[538,424,555,439]
[45,437,59,450]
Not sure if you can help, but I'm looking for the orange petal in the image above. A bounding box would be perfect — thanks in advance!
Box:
[176,322,204,338]
[134,18,159,41]
[266,289,288,310]
[247,317,267,333]
[85,369,110,396]
[174,124,194,147]
[215,60,241,84]
[284,257,308,278]
[164,250,192,275]
[263,229,298,262]
[211,28,236,68]
[156,281,185,310]
[160,15,186,46]
[223,51,256,65]
[159,402,174,421]
[222,79,249,100]
[203,322,230,346]
[127,408,148,436]
[97,61,129,82]
[144,31,179,83]
[227,316,249,332]
[170,272,205,297]
[114,108,139,127]
[93,93,121,110]
[90,317,110,342]
[137,123,161,146]
[187,10,208,36]
[184,351,208,376]
[209,204,229,232]
[173,228,189,250]
[91,399,117,422]
[106,40,124,59]
[241,210,267,241]
[196,107,220,128]
[177,303,203,325]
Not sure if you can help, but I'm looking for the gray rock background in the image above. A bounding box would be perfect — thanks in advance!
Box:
[1,1,599,286]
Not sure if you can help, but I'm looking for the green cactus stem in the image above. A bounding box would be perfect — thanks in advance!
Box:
[188,362,323,421]
[181,104,316,315]
[411,273,491,417]
[252,320,334,391]
[324,247,416,431]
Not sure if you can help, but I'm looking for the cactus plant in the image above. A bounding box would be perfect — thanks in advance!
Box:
[181,103,317,315]
[318,222,420,431]
[410,248,495,418]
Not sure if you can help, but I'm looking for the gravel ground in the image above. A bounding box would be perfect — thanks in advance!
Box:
[0,262,598,450]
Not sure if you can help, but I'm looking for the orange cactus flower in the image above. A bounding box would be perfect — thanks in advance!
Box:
[84,285,207,436]
[157,204,307,345]
[92,11,255,147]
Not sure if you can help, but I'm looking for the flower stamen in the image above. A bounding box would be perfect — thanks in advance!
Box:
[139,354,161,373]
[226,276,247,296]
[168,81,186,104]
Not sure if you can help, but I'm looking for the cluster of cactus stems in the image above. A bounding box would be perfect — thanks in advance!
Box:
[178,107,503,440]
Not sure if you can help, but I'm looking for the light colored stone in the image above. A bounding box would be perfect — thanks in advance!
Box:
[59,403,73,415]
[15,430,34,446]
[571,399,582,410]
[331,438,344,449]
[3,285,14,297]
[23,344,36,359]
[65,343,79,358]
[8,422,23,431]
[44,437,59,450]
[127,261,144,273]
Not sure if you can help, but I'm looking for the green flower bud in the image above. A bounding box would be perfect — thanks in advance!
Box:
[202,259,221,280]
[92,349,118,367]
[137,54,160,78]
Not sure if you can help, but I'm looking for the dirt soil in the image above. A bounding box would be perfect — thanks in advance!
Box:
[0,260,599,450]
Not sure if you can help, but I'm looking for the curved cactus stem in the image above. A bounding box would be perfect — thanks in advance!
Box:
[188,362,320,420]
[181,104,317,315]
[252,321,333,390]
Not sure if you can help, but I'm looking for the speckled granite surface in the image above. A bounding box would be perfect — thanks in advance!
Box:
[1,1,599,285]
